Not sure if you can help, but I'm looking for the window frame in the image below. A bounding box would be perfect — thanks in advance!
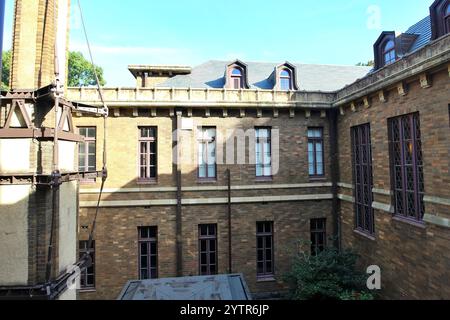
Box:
[79,240,95,290]
[310,218,327,256]
[256,221,274,279]
[78,126,97,173]
[351,123,375,235]
[445,3,450,33]
[138,127,158,183]
[307,127,325,178]
[231,67,243,89]
[279,68,292,91]
[198,224,218,276]
[388,113,425,222]
[197,127,217,181]
[138,226,158,280]
[382,39,396,66]
[255,127,272,179]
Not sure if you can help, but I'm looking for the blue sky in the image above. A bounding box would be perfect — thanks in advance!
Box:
[2,0,435,86]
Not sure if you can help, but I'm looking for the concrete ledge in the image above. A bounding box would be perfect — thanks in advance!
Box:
[423,214,450,229]
[79,193,333,208]
[337,182,353,190]
[424,195,450,207]
[338,194,354,203]
[372,201,394,213]
[372,188,392,196]
[80,182,333,194]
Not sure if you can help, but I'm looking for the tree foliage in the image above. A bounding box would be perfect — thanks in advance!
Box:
[2,50,106,89]
[1,50,11,90]
[68,51,106,87]
[284,245,375,300]
[356,60,374,67]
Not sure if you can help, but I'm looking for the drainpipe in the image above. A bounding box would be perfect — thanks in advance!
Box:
[0,0,5,85]
[175,111,183,277]
[227,169,232,274]
[328,108,341,250]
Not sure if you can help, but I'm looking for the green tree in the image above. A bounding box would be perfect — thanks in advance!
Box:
[284,245,376,300]
[68,51,106,87]
[356,60,374,67]
[1,50,11,90]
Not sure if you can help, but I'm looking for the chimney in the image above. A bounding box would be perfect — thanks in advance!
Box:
[10,0,70,90]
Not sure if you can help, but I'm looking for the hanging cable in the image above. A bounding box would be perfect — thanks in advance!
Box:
[77,0,108,257]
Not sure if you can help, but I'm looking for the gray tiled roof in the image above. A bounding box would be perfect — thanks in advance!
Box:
[405,16,432,53]
[157,60,372,92]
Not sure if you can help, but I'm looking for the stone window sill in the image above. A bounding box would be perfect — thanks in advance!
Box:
[79,288,96,293]
[197,179,218,184]
[257,276,276,283]
[353,229,376,241]
[392,215,426,229]
[137,179,158,185]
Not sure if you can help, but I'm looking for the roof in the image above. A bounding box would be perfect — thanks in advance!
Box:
[157,60,372,92]
[404,16,432,53]
[128,65,192,78]
[117,274,252,300]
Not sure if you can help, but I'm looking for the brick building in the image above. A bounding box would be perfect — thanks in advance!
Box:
[65,0,450,300]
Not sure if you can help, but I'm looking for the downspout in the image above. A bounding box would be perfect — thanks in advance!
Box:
[227,169,232,274]
[175,111,183,277]
[329,108,341,250]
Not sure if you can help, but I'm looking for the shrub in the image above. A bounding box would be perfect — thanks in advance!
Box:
[284,245,375,300]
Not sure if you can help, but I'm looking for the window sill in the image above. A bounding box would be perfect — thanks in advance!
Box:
[353,229,376,241]
[197,179,218,184]
[255,177,273,183]
[79,179,97,185]
[392,215,426,229]
[309,176,327,182]
[137,179,158,185]
[79,288,96,293]
[257,276,276,283]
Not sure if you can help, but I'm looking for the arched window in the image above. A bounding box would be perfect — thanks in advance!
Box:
[231,67,243,89]
[445,3,450,33]
[383,40,396,66]
[279,69,292,90]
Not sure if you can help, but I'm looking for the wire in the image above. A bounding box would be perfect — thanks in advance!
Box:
[76,0,108,256]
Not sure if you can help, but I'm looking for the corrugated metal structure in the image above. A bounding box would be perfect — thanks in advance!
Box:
[117,274,252,300]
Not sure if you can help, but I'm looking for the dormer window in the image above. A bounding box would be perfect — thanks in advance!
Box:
[225,60,249,89]
[231,67,243,89]
[274,62,298,91]
[383,40,396,65]
[430,0,450,39]
[374,32,398,69]
[280,69,292,90]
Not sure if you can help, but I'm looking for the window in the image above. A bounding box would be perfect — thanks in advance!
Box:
[138,227,158,279]
[388,113,425,221]
[78,127,96,172]
[256,222,274,278]
[280,69,292,90]
[383,40,396,66]
[351,124,375,235]
[231,67,243,89]
[310,219,326,255]
[308,128,324,177]
[139,127,157,181]
[198,224,218,275]
[79,240,95,289]
[198,127,216,179]
[255,128,272,178]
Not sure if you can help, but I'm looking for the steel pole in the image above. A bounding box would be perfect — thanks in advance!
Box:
[0,0,5,85]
